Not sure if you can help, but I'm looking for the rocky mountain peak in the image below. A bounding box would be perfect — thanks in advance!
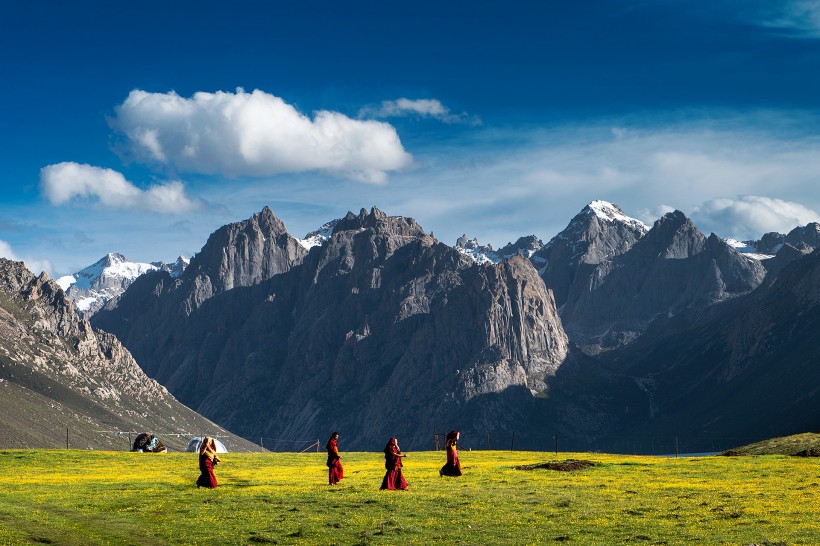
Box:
[785,222,820,249]
[533,200,648,308]
[754,232,786,255]
[184,207,307,293]
[640,210,705,259]
[332,207,426,239]
[497,235,544,258]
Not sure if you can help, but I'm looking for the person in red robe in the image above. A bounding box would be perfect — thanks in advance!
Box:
[380,437,408,490]
[440,430,462,477]
[196,436,220,489]
[326,432,344,485]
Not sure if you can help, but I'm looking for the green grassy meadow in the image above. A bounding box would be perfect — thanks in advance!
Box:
[0,449,817,545]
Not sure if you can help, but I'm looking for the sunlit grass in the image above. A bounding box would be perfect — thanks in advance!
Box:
[0,449,817,544]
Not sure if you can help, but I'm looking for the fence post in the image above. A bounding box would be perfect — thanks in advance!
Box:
[317,439,320,453]
[555,434,558,455]
[486,432,490,451]
[511,431,515,451]
[675,436,679,458]
[66,427,69,449]
[260,437,264,449]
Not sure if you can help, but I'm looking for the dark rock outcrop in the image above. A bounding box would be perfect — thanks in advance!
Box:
[0,259,258,451]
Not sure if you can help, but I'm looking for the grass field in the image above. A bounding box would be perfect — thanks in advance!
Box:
[0,449,817,545]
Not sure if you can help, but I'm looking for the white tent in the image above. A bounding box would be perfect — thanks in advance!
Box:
[186,437,228,453]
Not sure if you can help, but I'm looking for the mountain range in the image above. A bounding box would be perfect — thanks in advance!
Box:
[4,200,817,452]
[86,202,820,451]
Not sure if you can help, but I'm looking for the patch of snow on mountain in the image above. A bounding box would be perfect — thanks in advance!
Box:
[76,296,100,312]
[724,238,775,261]
[454,235,501,265]
[56,275,76,291]
[298,220,338,250]
[587,200,650,232]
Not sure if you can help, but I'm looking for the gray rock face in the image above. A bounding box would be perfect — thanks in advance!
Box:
[0,258,257,451]
[556,210,766,352]
[184,205,307,301]
[93,207,571,449]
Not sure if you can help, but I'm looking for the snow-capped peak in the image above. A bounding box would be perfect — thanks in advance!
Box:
[58,253,189,316]
[297,219,339,250]
[585,200,650,232]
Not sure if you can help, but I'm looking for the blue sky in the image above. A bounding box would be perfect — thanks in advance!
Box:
[2,1,820,275]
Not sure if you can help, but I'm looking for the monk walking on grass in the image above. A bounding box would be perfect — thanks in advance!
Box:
[326,432,344,485]
[196,436,220,489]
[380,437,408,490]
[440,430,463,477]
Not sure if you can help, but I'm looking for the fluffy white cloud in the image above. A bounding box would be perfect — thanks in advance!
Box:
[40,162,202,214]
[691,196,820,237]
[359,98,480,125]
[111,88,413,183]
[0,240,53,276]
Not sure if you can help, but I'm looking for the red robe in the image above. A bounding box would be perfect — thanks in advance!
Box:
[196,454,218,488]
[380,445,408,490]
[440,442,462,476]
[326,438,344,485]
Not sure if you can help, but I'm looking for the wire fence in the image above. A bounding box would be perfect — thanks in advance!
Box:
[59,427,775,456]
[445,431,772,456]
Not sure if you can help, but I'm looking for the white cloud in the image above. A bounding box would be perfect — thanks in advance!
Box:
[359,98,481,125]
[691,196,820,237]
[40,162,202,214]
[111,88,413,183]
[0,239,53,276]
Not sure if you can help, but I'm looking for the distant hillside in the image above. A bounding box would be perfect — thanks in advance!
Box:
[723,433,820,456]
[0,258,260,451]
